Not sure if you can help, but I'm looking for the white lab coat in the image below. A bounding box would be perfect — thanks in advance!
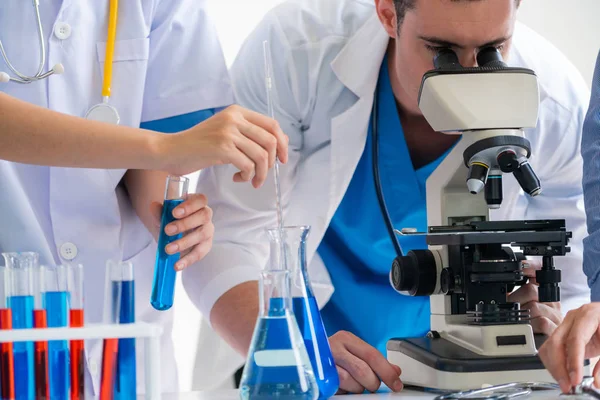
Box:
[0,0,233,394]
[186,0,592,384]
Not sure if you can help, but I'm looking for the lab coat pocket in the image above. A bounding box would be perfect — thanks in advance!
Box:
[95,37,150,129]
[96,37,151,183]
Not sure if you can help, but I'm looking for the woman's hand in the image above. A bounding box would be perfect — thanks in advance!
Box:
[159,105,289,187]
[150,193,214,270]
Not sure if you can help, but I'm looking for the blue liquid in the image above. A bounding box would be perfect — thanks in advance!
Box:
[9,295,35,400]
[44,291,70,400]
[241,299,317,400]
[151,198,184,311]
[113,280,136,399]
[292,297,339,399]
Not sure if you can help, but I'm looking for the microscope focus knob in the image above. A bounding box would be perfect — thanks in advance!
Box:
[391,250,437,296]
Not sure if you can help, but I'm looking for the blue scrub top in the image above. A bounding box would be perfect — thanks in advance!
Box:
[317,57,449,355]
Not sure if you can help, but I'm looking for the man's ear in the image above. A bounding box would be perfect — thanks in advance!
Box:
[375,0,399,38]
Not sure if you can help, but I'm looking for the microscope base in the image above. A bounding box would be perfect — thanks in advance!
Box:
[387,336,583,391]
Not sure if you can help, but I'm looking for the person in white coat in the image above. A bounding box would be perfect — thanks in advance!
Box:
[185,0,591,394]
[0,0,287,395]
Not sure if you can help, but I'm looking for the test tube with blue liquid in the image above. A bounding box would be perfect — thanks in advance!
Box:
[151,175,189,311]
[3,252,36,400]
[43,265,71,399]
[107,260,136,399]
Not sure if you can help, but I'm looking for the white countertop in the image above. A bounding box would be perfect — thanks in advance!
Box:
[148,389,567,400]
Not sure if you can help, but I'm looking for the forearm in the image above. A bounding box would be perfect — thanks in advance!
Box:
[210,281,259,356]
[0,92,165,169]
[124,169,168,240]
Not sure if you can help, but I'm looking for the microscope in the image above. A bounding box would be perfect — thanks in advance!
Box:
[386,47,587,390]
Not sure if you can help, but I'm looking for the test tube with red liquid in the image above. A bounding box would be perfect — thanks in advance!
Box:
[32,265,49,400]
[0,266,15,400]
[100,261,122,400]
[69,264,85,400]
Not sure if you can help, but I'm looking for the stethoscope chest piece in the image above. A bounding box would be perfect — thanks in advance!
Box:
[86,101,120,125]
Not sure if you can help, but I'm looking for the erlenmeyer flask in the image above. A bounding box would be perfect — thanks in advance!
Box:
[286,226,339,399]
[239,228,319,400]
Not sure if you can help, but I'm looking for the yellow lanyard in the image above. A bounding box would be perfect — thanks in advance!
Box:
[101,0,119,98]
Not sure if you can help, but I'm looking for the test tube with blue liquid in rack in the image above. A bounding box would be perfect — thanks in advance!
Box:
[151,175,189,311]
[3,252,36,400]
[107,260,136,399]
[43,264,71,399]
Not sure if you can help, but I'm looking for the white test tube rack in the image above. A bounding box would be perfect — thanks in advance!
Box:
[0,322,163,399]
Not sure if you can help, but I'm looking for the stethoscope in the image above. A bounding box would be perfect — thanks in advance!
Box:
[372,78,405,259]
[0,0,121,125]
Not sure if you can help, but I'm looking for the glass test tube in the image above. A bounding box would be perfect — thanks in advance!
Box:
[0,267,15,400]
[150,175,189,311]
[68,264,85,400]
[112,262,136,400]
[100,261,121,400]
[43,265,71,399]
[4,252,37,400]
[32,266,49,400]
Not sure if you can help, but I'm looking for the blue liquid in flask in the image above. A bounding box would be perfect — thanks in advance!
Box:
[45,291,70,400]
[292,296,338,399]
[240,298,317,400]
[9,295,35,400]
[151,198,184,311]
[113,280,136,399]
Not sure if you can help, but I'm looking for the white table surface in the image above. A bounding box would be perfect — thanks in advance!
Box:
[144,389,568,399]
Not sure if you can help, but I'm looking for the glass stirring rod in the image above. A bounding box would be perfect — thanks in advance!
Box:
[263,40,285,231]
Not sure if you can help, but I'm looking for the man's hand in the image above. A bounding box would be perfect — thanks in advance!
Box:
[539,304,600,393]
[329,331,403,394]
[507,260,562,335]
[150,193,214,270]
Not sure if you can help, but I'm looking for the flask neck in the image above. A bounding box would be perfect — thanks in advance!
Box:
[259,270,292,317]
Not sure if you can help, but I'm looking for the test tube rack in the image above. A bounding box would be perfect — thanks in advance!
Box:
[0,322,163,399]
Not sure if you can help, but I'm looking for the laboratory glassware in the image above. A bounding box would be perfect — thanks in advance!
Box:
[151,175,189,311]
[4,252,37,400]
[0,266,15,399]
[109,261,136,400]
[68,264,85,400]
[273,226,339,399]
[239,228,318,400]
[32,265,49,400]
[43,265,71,399]
[101,261,122,400]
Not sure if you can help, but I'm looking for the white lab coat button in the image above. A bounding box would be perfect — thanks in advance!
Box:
[60,242,78,260]
[54,23,72,40]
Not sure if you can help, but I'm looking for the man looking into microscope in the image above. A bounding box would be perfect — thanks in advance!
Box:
[186,0,590,393]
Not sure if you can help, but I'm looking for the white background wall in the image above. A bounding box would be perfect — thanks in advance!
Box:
[173,0,600,391]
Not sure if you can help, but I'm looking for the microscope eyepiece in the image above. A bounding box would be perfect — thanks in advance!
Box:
[477,47,507,68]
[434,48,462,70]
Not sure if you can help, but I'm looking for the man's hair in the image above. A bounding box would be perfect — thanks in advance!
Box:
[392,0,519,28]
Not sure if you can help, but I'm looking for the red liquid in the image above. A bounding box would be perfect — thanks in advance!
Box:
[0,309,15,400]
[70,309,85,400]
[99,338,119,400]
[33,310,49,400]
